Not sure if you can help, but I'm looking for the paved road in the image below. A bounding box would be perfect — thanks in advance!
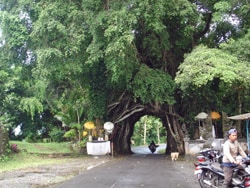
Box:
[56,153,200,188]
[131,144,166,154]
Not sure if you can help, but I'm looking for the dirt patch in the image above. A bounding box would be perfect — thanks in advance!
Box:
[0,155,115,188]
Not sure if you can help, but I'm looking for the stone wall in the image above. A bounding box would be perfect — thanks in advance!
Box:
[185,138,248,155]
[0,126,9,155]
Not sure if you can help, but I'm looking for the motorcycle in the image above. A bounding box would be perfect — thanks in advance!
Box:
[148,142,159,153]
[198,157,250,188]
[194,148,223,179]
[198,148,222,162]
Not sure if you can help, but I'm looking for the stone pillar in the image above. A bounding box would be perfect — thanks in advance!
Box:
[184,137,190,154]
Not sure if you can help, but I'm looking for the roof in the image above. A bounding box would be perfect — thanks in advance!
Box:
[228,113,250,120]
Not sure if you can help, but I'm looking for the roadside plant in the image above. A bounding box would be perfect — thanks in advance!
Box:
[63,129,77,141]
[49,127,64,142]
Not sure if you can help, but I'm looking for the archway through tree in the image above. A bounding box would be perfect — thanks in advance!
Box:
[130,115,167,154]
[131,115,166,146]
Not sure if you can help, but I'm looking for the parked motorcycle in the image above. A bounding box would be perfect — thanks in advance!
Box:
[198,148,222,162]
[148,141,159,153]
[194,148,223,179]
[198,158,250,188]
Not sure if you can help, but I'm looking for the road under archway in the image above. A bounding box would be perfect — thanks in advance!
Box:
[131,144,167,155]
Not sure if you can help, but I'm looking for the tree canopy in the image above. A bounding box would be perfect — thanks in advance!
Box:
[0,0,250,153]
[175,45,250,91]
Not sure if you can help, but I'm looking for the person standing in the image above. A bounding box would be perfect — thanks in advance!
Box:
[222,128,247,188]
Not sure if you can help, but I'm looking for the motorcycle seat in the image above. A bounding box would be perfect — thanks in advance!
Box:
[211,163,223,173]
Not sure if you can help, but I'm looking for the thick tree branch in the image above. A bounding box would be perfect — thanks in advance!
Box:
[193,13,212,46]
[166,114,176,139]
[114,105,145,124]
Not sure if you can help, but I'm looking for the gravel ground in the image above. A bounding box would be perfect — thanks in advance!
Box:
[0,155,114,188]
[0,154,200,188]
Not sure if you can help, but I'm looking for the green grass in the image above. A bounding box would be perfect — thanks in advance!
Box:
[10,141,73,154]
[0,141,84,173]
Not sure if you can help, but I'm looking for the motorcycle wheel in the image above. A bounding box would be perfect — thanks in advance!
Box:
[211,176,224,187]
[199,170,214,188]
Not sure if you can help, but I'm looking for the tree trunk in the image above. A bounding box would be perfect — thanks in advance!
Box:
[0,126,9,155]
[143,120,147,145]
[112,121,133,154]
[166,128,173,154]
[157,123,160,144]
[163,110,185,155]
[237,91,242,136]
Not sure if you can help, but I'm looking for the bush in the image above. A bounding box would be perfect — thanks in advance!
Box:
[49,128,64,142]
[25,132,38,143]
[64,129,77,141]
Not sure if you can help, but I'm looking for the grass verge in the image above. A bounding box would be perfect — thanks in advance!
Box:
[0,141,85,173]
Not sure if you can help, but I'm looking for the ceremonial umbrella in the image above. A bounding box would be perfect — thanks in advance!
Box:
[211,111,221,120]
[84,121,95,129]
[195,112,208,137]
[211,112,221,138]
[84,121,95,141]
[195,112,208,120]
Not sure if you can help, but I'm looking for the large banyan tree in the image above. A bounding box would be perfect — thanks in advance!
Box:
[0,0,249,154]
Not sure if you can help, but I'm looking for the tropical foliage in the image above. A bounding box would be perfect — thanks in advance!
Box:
[0,0,249,154]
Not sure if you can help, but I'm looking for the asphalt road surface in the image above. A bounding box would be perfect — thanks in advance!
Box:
[131,144,166,154]
[56,152,200,188]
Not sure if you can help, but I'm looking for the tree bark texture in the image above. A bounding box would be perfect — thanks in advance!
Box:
[0,126,9,155]
[111,120,134,154]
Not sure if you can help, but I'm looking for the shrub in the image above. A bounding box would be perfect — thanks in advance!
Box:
[64,129,77,141]
[49,128,64,142]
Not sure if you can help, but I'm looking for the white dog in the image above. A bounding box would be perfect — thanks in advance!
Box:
[170,152,179,161]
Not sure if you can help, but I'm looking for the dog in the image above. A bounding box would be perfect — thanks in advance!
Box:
[170,152,179,161]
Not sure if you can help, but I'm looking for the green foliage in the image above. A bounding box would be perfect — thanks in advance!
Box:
[0,0,250,147]
[70,123,82,131]
[64,129,77,141]
[175,43,250,121]
[213,0,250,31]
[220,29,250,62]
[19,97,43,120]
[54,112,74,127]
[0,12,29,48]
[85,61,108,119]
[49,127,64,143]
[131,64,175,104]
[213,1,232,22]
[0,154,10,162]
[175,45,250,91]
[25,132,41,143]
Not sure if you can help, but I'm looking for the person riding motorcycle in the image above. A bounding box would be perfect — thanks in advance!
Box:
[222,128,247,188]
[148,141,158,153]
